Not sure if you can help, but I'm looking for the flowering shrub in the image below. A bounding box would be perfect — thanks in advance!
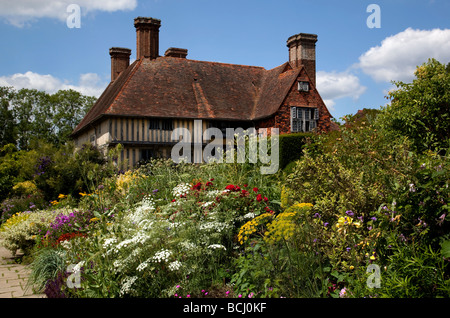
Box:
[44,210,94,243]
[52,180,275,298]
[0,208,73,255]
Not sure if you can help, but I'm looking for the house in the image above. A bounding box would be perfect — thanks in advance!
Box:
[71,16,334,168]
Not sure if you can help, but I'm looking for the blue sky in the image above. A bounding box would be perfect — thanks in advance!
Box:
[0,0,449,120]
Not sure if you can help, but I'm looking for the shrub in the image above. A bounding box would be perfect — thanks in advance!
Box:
[0,208,73,255]
[278,132,313,169]
[56,180,275,298]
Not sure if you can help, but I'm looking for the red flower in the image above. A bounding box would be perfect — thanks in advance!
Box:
[243,184,248,187]
[56,232,86,245]
[263,196,268,202]
[225,184,236,191]
[206,181,213,187]
[241,189,249,196]
[256,194,262,202]
[171,199,176,202]
[253,187,258,193]
[192,182,202,190]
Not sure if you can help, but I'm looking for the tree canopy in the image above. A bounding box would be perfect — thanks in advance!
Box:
[377,58,450,154]
[0,87,96,150]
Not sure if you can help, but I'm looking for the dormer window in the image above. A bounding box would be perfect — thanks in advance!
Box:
[291,107,319,132]
[298,81,309,92]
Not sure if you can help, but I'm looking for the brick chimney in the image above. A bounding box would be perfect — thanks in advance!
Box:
[109,47,131,81]
[164,47,188,58]
[134,17,161,60]
[287,33,318,86]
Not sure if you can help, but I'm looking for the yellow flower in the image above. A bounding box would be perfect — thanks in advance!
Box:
[90,217,100,223]
[51,200,59,205]
[349,265,354,270]
[79,192,88,197]
[58,194,67,199]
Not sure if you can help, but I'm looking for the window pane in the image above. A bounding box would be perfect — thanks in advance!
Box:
[304,110,310,120]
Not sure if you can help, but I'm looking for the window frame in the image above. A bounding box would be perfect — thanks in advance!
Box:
[290,106,319,133]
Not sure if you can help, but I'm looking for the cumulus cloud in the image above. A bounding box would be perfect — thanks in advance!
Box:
[0,0,137,27]
[316,70,367,111]
[358,28,450,83]
[0,71,107,97]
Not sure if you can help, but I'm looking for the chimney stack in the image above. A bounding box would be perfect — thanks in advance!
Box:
[109,47,131,81]
[134,17,161,60]
[287,33,318,86]
[164,47,188,58]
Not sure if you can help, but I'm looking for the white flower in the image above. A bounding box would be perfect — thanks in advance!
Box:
[243,212,255,219]
[152,249,171,263]
[208,244,226,250]
[103,238,117,250]
[199,221,230,232]
[168,260,182,271]
[179,241,197,251]
[201,201,214,208]
[172,183,190,197]
[120,276,138,296]
[137,259,151,272]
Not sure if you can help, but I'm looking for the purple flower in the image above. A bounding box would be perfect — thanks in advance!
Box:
[346,210,354,216]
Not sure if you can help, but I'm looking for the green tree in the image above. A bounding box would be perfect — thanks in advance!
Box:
[0,87,17,147]
[377,58,450,154]
[0,86,96,150]
[50,89,96,145]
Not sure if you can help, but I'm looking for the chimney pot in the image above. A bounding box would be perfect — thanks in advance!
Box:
[109,47,131,81]
[164,47,188,58]
[134,17,161,60]
[287,33,318,86]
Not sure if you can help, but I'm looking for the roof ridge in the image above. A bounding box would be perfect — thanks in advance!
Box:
[168,56,266,70]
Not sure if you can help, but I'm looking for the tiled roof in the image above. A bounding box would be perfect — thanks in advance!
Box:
[72,56,304,136]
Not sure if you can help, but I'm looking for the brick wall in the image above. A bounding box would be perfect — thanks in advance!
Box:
[256,68,333,134]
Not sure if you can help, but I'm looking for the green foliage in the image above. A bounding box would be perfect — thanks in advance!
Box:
[278,132,313,169]
[0,86,95,150]
[27,247,67,293]
[377,58,450,154]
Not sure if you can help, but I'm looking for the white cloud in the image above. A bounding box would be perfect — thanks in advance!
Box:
[316,70,367,111]
[0,0,137,27]
[0,71,107,97]
[358,28,450,83]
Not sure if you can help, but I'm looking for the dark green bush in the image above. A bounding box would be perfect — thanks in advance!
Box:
[278,132,314,169]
